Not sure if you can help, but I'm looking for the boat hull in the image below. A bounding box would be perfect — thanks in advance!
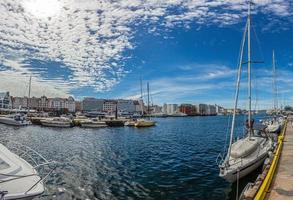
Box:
[135,120,155,127]
[0,117,29,126]
[220,153,267,182]
[41,121,71,128]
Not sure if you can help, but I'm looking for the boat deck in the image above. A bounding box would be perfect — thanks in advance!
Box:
[267,124,293,200]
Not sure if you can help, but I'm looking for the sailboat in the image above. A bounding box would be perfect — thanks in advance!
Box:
[218,1,273,183]
[135,82,156,127]
[264,51,283,133]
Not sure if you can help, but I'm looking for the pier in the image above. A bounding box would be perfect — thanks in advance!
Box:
[266,124,293,200]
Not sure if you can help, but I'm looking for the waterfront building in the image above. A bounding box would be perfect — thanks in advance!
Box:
[0,92,12,108]
[29,97,40,110]
[196,104,208,115]
[39,96,49,111]
[163,104,178,115]
[135,99,145,114]
[82,98,104,111]
[75,101,82,112]
[207,105,217,115]
[12,96,29,109]
[179,104,197,115]
[103,100,117,112]
[66,96,75,112]
[117,99,136,113]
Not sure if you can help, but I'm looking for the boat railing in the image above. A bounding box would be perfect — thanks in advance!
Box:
[4,141,59,194]
[216,153,224,166]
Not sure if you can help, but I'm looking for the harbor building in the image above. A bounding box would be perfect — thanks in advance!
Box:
[0,92,12,108]
[163,104,178,115]
[135,99,145,114]
[117,99,136,113]
[103,100,117,113]
[179,104,197,115]
[12,96,29,109]
[11,96,76,113]
[81,98,104,111]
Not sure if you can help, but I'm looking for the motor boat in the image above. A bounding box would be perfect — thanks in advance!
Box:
[40,117,72,128]
[0,114,30,126]
[134,119,156,127]
[0,142,56,199]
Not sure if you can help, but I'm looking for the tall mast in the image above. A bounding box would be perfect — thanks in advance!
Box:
[147,82,150,118]
[226,20,248,163]
[28,76,32,114]
[247,1,252,135]
[140,76,144,116]
[272,50,277,113]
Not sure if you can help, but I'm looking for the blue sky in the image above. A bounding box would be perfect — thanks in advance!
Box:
[0,0,292,109]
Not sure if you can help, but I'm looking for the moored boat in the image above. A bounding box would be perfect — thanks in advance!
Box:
[40,117,72,128]
[218,1,274,183]
[0,114,30,126]
[80,119,107,128]
[134,118,156,127]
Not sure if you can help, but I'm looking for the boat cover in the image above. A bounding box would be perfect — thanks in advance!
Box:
[230,137,259,159]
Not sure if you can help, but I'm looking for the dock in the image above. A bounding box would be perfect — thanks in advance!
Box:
[266,124,293,200]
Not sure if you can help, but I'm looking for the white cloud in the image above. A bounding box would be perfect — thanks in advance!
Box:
[0,0,291,97]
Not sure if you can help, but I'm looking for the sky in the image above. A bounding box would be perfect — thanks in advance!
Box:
[0,0,292,109]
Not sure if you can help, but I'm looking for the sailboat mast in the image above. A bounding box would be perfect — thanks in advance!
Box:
[28,76,32,115]
[140,77,144,116]
[226,20,248,163]
[272,50,277,113]
[247,1,252,135]
[147,82,150,117]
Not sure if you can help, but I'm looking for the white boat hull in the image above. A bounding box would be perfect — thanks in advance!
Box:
[220,153,267,182]
[0,144,44,199]
[219,137,273,183]
[0,117,29,126]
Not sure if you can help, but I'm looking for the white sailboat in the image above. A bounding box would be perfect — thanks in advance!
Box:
[218,2,273,183]
[265,51,282,133]
[135,82,155,127]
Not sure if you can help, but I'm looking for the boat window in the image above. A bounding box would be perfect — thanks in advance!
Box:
[0,158,10,170]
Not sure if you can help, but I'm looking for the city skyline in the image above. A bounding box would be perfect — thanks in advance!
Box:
[0,1,293,109]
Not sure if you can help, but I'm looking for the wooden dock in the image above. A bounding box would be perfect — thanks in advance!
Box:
[266,124,293,200]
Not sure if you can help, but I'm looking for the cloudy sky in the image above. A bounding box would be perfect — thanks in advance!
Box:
[0,0,292,108]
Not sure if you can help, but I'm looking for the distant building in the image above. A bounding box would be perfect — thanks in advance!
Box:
[117,99,136,113]
[66,96,75,112]
[12,96,28,109]
[196,104,208,115]
[103,100,117,113]
[82,98,104,111]
[135,99,145,114]
[179,104,197,115]
[163,104,178,115]
[75,101,82,112]
[0,92,12,108]
[207,105,216,115]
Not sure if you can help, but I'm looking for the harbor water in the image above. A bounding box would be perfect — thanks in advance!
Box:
[0,115,262,200]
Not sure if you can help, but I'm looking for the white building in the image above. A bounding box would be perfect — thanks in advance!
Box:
[117,99,136,113]
[0,92,12,108]
[103,100,117,112]
[163,104,178,115]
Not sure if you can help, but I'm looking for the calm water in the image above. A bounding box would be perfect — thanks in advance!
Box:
[0,115,263,200]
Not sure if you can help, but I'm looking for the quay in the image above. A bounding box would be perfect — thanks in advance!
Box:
[266,124,293,200]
